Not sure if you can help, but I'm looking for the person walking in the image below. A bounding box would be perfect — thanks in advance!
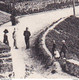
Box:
[52,40,56,57]
[10,14,16,26]
[23,27,31,49]
[60,40,67,58]
[3,29,9,46]
[12,28,18,49]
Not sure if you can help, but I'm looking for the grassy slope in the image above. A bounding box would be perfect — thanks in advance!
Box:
[0,11,10,26]
[46,16,79,60]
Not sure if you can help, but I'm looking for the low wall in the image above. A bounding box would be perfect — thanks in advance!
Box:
[31,28,53,69]
[58,59,79,78]
[32,16,79,78]
[44,16,79,78]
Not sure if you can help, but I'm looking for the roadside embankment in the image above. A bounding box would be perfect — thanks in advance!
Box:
[31,28,53,69]
[31,18,63,70]
[45,15,79,78]
[0,11,10,26]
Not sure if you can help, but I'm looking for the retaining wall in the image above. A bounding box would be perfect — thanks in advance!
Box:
[59,59,79,78]
[45,16,79,78]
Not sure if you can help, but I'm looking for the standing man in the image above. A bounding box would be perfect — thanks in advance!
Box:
[52,40,56,57]
[60,40,67,58]
[12,28,18,49]
[23,27,31,49]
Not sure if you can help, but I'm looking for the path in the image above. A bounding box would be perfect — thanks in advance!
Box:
[11,49,25,78]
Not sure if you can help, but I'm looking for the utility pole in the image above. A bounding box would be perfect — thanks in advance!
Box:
[72,0,75,16]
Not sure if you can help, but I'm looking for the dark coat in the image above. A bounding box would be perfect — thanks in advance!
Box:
[52,43,56,56]
[60,43,67,53]
[3,34,9,46]
[10,15,16,25]
[23,30,31,40]
[52,43,56,51]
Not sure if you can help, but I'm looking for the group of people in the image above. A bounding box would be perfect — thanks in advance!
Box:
[3,14,67,58]
[52,40,68,59]
[3,27,31,49]
[3,26,67,59]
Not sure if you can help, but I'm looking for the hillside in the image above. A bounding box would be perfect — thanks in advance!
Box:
[0,11,10,26]
[46,16,79,60]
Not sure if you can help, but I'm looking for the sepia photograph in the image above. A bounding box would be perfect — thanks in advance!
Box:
[0,0,79,79]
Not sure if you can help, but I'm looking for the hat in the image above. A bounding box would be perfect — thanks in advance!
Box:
[3,29,8,33]
[62,40,65,43]
[53,40,55,43]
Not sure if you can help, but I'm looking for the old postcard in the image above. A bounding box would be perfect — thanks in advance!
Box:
[0,0,79,79]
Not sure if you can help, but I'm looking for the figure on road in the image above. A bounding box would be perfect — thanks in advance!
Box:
[60,40,67,58]
[10,14,16,26]
[52,40,56,57]
[12,28,18,49]
[23,27,31,49]
[3,29,9,46]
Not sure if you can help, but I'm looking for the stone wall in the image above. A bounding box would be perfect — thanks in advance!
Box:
[58,59,79,78]
[31,28,54,69]
[44,16,79,78]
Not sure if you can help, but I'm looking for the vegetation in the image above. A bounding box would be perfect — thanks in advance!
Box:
[0,0,79,15]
